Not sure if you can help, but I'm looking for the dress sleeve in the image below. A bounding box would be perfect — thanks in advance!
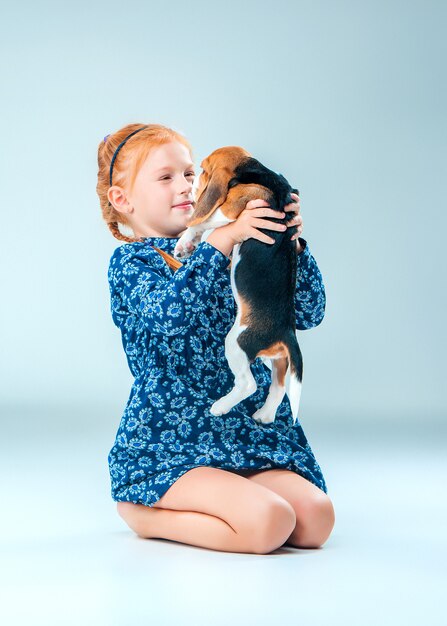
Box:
[108,240,231,336]
[295,237,326,330]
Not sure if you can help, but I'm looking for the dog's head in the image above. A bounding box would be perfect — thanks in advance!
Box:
[187,146,251,226]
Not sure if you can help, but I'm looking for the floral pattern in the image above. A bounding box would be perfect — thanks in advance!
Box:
[107,236,328,507]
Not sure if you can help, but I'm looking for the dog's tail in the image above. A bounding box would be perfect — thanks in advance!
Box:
[284,330,303,424]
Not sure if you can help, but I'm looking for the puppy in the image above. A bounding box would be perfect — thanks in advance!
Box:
[174,146,303,425]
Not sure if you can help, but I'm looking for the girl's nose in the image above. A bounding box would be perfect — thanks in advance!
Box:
[178,175,193,194]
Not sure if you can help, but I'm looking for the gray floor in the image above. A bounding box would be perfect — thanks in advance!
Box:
[1,407,446,626]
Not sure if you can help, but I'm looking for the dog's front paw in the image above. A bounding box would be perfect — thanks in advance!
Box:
[173,230,202,260]
[173,239,196,260]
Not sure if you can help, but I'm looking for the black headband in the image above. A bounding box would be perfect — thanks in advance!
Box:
[108,125,148,187]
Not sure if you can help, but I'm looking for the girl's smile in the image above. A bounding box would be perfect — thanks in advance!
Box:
[173,201,194,210]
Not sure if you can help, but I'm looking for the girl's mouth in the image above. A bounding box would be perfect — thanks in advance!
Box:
[173,203,193,210]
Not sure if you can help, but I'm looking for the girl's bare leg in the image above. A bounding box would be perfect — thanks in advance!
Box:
[246,469,336,548]
[117,467,296,554]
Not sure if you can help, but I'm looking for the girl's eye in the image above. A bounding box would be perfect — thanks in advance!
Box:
[159,173,195,180]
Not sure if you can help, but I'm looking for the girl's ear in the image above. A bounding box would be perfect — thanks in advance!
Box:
[108,186,133,214]
[188,169,230,226]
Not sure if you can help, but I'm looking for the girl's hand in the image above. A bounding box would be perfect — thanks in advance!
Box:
[206,194,304,258]
[284,193,303,242]
[225,198,289,245]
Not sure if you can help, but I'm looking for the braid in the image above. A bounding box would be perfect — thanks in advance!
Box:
[151,248,232,272]
[107,221,144,244]
[153,247,232,273]
[153,247,183,271]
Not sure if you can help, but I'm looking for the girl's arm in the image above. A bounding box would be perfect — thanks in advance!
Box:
[295,237,326,330]
[109,240,230,336]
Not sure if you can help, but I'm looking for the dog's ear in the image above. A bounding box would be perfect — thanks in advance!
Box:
[187,169,230,226]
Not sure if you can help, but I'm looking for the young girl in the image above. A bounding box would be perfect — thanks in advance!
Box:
[97,123,335,554]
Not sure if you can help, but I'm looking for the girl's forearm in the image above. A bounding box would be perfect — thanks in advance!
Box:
[205,227,235,259]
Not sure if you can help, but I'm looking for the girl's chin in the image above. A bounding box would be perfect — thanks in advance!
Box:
[172,204,194,212]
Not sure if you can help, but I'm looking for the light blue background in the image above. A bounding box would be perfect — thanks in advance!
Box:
[2,3,446,625]
[1,0,445,422]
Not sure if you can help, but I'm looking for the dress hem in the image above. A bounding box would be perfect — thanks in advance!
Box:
[111,461,328,508]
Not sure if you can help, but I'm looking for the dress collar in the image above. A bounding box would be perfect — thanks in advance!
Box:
[142,236,180,254]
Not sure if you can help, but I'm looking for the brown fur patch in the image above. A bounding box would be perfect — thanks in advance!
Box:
[258,343,289,386]
[239,296,251,326]
[188,182,274,226]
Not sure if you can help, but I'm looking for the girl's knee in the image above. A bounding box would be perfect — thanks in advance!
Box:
[249,498,297,554]
[117,501,137,519]
[117,501,155,538]
[289,494,335,548]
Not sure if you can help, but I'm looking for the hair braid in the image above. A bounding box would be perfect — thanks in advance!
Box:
[107,221,144,244]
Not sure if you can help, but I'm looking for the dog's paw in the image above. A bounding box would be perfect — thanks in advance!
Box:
[173,239,196,260]
[210,398,232,416]
[173,229,203,260]
[252,407,275,424]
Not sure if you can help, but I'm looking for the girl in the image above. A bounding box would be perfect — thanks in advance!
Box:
[97,123,335,554]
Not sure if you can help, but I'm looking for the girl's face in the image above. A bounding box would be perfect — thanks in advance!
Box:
[118,141,196,239]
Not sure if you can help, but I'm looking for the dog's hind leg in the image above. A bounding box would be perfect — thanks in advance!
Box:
[251,357,288,425]
[210,324,257,416]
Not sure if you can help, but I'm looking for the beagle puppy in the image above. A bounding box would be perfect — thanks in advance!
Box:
[173,146,302,425]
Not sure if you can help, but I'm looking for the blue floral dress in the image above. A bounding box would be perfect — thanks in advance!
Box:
[107,235,328,507]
